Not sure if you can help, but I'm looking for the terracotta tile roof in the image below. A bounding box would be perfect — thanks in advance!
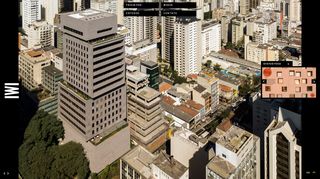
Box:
[217,119,232,132]
[162,95,175,105]
[177,104,199,117]
[187,74,198,80]
[159,82,173,93]
[186,100,204,110]
[27,50,43,57]
[220,84,232,92]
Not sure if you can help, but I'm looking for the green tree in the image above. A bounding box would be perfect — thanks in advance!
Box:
[205,60,212,68]
[157,23,161,36]
[19,141,55,179]
[238,75,252,96]
[252,75,261,86]
[235,38,244,50]
[225,42,234,49]
[172,70,187,84]
[50,142,90,179]
[22,110,64,147]
[91,173,99,179]
[204,11,213,20]
[213,63,222,72]
[19,110,90,179]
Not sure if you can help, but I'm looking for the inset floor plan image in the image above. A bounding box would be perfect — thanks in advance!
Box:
[261,67,316,98]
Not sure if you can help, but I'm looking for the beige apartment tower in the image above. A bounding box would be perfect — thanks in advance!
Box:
[18,49,51,90]
[126,65,168,152]
[161,16,176,67]
[174,17,202,77]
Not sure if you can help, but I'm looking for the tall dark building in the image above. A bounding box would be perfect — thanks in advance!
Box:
[60,0,74,13]
[81,0,90,10]
[140,61,160,90]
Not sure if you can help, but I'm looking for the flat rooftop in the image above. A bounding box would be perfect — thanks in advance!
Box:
[176,16,198,24]
[56,53,63,59]
[215,72,241,86]
[153,152,188,179]
[161,96,198,123]
[122,146,156,179]
[126,65,148,82]
[216,125,253,154]
[167,87,190,100]
[141,60,158,68]
[194,84,206,93]
[255,17,275,24]
[174,128,207,146]
[66,9,114,21]
[159,82,173,93]
[20,49,49,63]
[198,73,219,83]
[207,156,236,179]
[202,20,219,30]
[43,64,62,76]
[185,100,204,111]
[138,87,160,101]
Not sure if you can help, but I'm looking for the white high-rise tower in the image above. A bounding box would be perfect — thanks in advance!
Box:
[22,0,41,35]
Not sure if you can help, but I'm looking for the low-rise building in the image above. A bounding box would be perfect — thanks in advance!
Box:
[197,74,219,113]
[246,42,279,64]
[52,52,63,71]
[161,96,200,129]
[191,84,212,114]
[19,49,51,90]
[159,82,173,94]
[120,145,156,179]
[27,20,54,49]
[42,64,63,94]
[215,72,241,97]
[121,146,189,179]
[206,121,261,179]
[171,128,207,165]
[38,93,59,115]
[219,84,233,101]
[151,152,189,179]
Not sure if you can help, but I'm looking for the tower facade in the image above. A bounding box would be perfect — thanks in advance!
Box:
[58,9,127,140]
[22,0,41,35]
[57,10,130,172]
[174,17,202,77]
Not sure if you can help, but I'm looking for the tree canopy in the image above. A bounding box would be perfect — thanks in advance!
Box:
[213,63,222,72]
[19,110,90,179]
[205,60,212,68]
[172,70,187,84]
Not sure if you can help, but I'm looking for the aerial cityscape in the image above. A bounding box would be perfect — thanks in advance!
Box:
[17,0,305,178]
